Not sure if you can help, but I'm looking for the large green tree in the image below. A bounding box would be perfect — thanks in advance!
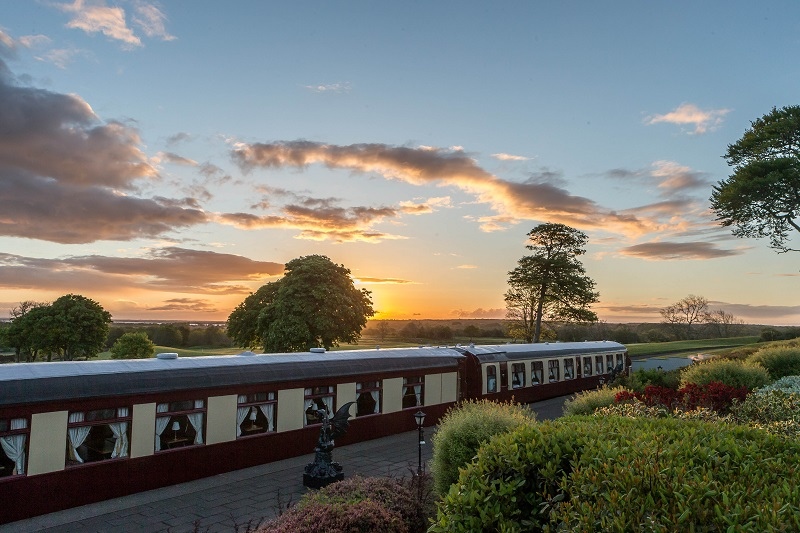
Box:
[47,294,112,360]
[110,331,156,359]
[227,255,374,352]
[710,105,800,252]
[505,223,599,343]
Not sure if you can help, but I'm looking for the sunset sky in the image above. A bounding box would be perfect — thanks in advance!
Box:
[2,1,800,325]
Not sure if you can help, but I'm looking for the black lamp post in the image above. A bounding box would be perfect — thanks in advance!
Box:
[414,409,426,475]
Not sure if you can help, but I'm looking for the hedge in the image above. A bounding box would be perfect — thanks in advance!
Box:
[430,399,534,496]
[562,385,624,416]
[747,346,800,380]
[679,358,770,390]
[431,416,800,532]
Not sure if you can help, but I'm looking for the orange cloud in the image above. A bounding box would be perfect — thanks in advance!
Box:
[645,103,731,134]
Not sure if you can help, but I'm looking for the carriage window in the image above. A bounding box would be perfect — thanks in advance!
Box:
[403,376,425,408]
[356,381,381,417]
[155,400,205,451]
[583,357,593,377]
[237,392,276,437]
[563,358,574,380]
[548,359,560,382]
[486,366,498,393]
[67,408,131,465]
[531,361,543,385]
[511,363,526,389]
[595,356,604,375]
[606,354,614,372]
[305,386,335,426]
[615,353,624,368]
[0,417,28,477]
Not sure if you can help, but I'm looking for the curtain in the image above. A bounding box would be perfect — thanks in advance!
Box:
[109,407,129,459]
[370,391,380,414]
[0,418,27,475]
[236,395,249,437]
[67,412,91,463]
[155,403,170,452]
[187,400,204,445]
[304,398,316,425]
[321,396,333,416]
[413,385,422,406]
[258,403,275,431]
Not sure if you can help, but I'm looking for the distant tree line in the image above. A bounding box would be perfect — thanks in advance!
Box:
[105,323,233,350]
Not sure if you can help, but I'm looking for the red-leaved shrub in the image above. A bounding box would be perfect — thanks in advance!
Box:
[615,381,748,414]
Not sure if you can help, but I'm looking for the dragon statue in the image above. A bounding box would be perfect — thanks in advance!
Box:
[303,401,355,488]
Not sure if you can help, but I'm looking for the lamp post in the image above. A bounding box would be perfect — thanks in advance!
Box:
[414,410,426,476]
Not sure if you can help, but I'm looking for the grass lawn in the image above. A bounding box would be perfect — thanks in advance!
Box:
[626,336,760,357]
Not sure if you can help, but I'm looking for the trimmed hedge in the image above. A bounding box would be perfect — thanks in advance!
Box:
[430,399,534,496]
[562,385,624,416]
[747,346,800,380]
[431,416,800,532]
[679,358,770,390]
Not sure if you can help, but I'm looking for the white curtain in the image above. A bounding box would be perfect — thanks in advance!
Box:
[370,391,380,414]
[513,369,525,388]
[0,418,27,475]
[258,403,275,431]
[413,385,422,406]
[154,403,170,452]
[304,398,316,425]
[109,407,129,459]
[67,412,91,463]
[236,395,249,437]
[186,400,204,445]
[321,396,333,416]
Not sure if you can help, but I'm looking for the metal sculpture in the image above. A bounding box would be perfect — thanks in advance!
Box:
[303,401,355,489]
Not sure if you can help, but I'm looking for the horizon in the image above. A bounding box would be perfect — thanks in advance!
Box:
[1,2,799,327]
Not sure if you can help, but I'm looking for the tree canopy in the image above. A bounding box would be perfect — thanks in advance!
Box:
[710,105,800,252]
[227,255,374,352]
[6,294,112,361]
[110,331,155,359]
[504,223,599,343]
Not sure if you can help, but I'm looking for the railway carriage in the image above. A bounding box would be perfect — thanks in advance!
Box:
[0,341,626,524]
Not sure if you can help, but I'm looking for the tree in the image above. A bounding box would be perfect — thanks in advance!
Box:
[375,321,393,342]
[6,301,47,362]
[504,223,599,343]
[110,331,155,359]
[704,309,745,338]
[46,294,112,360]
[227,255,374,352]
[659,295,709,340]
[710,105,800,252]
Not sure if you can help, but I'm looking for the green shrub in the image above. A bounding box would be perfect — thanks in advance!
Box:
[431,417,800,532]
[110,331,155,359]
[625,367,682,391]
[679,358,771,390]
[430,399,534,496]
[758,375,800,394]
[747,346,800,379]
[262,476,425,533]
[562,385,625,416]
[731,389,800,439]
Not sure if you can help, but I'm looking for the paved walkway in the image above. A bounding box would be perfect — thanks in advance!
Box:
[2,396,567,533]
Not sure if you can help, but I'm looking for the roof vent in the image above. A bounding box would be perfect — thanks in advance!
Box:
[310,347,326,353]
[237,351,256,356]
[156,352,178,360]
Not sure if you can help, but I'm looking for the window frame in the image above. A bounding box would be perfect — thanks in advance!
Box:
[355,381,382,417]
[155,399,206,452]
[402,376,425,409]
[66,407,132,466]
[511,362,526,389]
[0,417,29,478]
[304,385,335,426]
[237,391,277,438]
[531,361,544,385]
[547,359,560,382]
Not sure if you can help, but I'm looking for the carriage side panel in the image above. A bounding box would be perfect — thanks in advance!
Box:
[28,411,68,476]
[207,395,237,445]
[130,403,156,458]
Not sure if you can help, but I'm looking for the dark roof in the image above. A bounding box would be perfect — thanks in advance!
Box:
[0,347,464,407]
[457,341,626,363]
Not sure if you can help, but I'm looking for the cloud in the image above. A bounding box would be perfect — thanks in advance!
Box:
[645,103,731,134]
[231,141,650,237]
[451,308,505,318]
[156,151,198,166]
[0,61,214,243]
[0,247,284,294]
[398,196,452,214]
[56,0,142,47]
[456,264,478,269]
[492,153,530,161]
[131,1,176,41]
[54,0,174,48]
[707,301,800,322]
[650,160,710,193]
[147,298,216,312]
[619,241,743,260]
[355,277,414,284]
[303,82,352,93]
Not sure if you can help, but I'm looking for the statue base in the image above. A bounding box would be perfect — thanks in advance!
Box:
[302,445,344,489]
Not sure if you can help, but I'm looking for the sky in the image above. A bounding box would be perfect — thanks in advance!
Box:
[1,1,800,326]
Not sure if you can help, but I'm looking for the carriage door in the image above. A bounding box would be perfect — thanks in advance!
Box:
[499,362,509,393]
